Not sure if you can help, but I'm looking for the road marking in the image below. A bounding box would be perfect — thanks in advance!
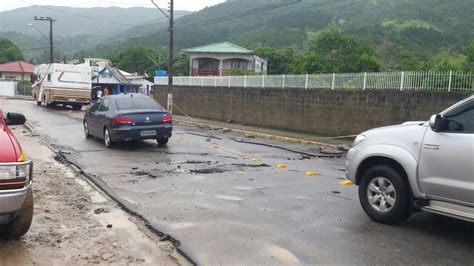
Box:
[215,195,242,201]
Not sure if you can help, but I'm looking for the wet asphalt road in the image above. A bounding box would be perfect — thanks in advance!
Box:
[2,99,473,265]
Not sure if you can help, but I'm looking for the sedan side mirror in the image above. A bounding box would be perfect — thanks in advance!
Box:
[6,112,26,126]
[429,114,444,132]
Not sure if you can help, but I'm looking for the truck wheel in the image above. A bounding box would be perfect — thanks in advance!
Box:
[359,165,411,225]
[4,190,34,239]
[36,101,41,106]
[73,104,82,111]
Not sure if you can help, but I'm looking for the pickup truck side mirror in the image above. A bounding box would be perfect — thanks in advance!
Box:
[429,114,444,132]
[6,112,26,126]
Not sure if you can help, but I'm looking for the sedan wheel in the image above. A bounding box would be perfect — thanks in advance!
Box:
[84,121,90,139]
[104,128,113,148]
[359,165,411,224]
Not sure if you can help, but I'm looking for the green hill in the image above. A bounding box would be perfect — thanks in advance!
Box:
[102,0,474,71]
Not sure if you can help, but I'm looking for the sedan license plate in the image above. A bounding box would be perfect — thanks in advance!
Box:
[140,130,157,137]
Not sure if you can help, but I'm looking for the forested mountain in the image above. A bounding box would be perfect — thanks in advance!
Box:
[101,0,474,71]
[1,0,473,71]
[0,6,190,62]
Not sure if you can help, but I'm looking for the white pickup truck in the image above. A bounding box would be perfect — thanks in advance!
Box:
[32,63,92,110]
[346,95,473,224]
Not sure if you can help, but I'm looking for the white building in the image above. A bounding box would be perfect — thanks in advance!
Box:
[183,42,268,76]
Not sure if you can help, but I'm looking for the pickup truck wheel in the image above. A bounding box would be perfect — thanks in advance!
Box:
[4,189,34,239]
[359,165,411,225]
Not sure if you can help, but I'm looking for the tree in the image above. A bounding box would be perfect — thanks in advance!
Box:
[465,41,474,71]
[112,46,167,76]
[0,38,24,64]
[253,46,296,74]
[305,31,381,73]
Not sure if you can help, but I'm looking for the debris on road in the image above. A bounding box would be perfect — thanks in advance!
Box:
[0,125,188,265]
[337,144,351,152]
[339,180,353,186]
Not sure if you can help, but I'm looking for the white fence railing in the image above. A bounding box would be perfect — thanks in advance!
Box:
[155,71,474,92]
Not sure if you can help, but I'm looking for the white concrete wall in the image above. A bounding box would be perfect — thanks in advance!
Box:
[0,72,31,81]
[0,81,17,96]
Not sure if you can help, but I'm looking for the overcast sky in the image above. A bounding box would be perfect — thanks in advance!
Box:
[0,0,226,12]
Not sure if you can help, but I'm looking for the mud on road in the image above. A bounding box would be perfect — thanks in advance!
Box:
[0,126,189,265]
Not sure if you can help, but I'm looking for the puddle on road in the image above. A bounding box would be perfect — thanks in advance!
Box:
[264,245,300,265]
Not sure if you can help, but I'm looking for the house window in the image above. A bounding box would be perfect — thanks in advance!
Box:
[231,60,248,70]
[0,72,2,78]
[5,76,16,81]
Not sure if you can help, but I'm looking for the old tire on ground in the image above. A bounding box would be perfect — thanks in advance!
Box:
[4,189,34,239]
[104,128,114,148]
[157,137,169,146]
[359,165,411,225]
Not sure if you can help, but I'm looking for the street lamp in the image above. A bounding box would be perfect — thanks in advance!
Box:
[32,16,56,64]
[151,0,174,114]
[28,23,48,41]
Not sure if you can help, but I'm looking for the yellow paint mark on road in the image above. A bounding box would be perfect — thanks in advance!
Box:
[252,156,262,161]
[276,164,288,169]
[211,144,220,149]
[305,171,318,176]
[339,180,353,186]
[243,155,250,160]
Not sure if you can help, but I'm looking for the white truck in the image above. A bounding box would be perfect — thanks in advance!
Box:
[32,63,92,110]
[346,95,473,224]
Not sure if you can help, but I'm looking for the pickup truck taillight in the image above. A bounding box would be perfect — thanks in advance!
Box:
[0,161,32,190]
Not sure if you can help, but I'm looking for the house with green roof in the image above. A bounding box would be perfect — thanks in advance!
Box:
[182,42,267,76]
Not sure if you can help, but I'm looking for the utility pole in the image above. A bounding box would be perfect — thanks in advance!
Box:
[151,0,174,114]
[34,16,56,64]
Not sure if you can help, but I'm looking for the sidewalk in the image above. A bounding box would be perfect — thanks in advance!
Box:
[173,114,354,147]
[0,124,188,265]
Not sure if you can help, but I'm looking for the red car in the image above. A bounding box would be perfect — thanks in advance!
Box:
[0,111,33,239]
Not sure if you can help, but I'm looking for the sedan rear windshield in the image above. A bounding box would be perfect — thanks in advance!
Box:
[115,98,164,111]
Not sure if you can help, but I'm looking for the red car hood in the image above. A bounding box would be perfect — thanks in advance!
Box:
[0,125,18,162]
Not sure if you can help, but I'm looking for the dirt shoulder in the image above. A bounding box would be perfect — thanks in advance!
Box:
[0,125,189,265]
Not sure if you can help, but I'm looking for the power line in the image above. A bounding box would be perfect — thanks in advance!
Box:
[20,46,50,51]
[175,0,304,30]
[20,0,146,28]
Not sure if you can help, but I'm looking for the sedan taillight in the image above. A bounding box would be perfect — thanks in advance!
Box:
[113,117,133,124]
[162,115,172,123]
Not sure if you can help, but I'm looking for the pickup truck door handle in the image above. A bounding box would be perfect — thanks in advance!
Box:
[424,144,440,150]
